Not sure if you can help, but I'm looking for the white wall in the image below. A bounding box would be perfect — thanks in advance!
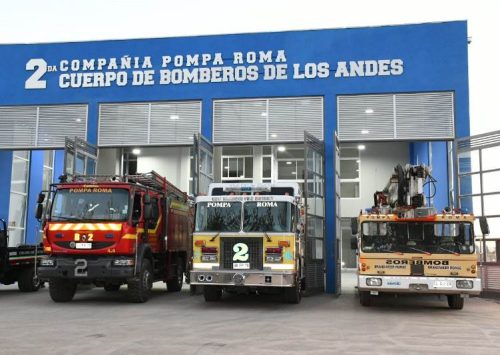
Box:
[341,142,409,217]
[97,148,121,175]
[136,147,191,193]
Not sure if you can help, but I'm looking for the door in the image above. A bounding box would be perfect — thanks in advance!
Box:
[303,131,325,293]
[191,133,214,196]
[64,137,98,176]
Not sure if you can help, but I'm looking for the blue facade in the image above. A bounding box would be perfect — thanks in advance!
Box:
[0,21,470,293]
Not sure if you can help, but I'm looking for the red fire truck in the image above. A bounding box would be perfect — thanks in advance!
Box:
[37,171,191,303]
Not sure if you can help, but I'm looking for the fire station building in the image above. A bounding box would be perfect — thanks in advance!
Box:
[0,21,470,293]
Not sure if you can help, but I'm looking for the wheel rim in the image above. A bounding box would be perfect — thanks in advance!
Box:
[143,270,152,290]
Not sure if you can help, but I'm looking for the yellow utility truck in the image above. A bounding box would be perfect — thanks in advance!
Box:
[351,164,488,309]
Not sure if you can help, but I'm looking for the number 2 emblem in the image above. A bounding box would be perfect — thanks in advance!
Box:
[233,243,249,261]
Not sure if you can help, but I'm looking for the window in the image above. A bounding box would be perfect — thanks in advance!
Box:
[277,146,304,181]
[132,193,142,221]
[221,146,253,182]
[339,147,360,198]
[8,151,30,246]
[262,145,273,182]
[42,150,54,191]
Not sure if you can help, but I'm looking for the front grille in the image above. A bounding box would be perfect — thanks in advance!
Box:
[221,237,263,270]
[54,241,114,250]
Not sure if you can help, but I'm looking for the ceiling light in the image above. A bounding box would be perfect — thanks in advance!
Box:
[224,166,229,169]
[291,172,296,175]
[261,112,268,117]
[277,146,286,152]
[132,148,141,155]
[76,118,82,123]
[286,161,292,165]
[361,129,370,134]
[357,145,366,150]
[271,133,277,138]
[170,115,179,120]
[365,108,374,114]
[356,160,360,163]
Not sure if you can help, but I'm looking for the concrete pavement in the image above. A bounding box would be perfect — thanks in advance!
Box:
[1,270,500,354]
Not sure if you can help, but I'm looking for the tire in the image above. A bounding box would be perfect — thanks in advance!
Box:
[359,291,373,307]
[203,286,222,302]
[49,279,77,302]
[17,267,41,292]
[447,295,464,310]
[283,278,302,304]
[167,258,184,292]
[127,259,153,303]
[104,284,121,292]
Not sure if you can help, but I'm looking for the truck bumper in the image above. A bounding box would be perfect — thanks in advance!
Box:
[190,270,296,287]
[358,275,482,295]
[38,256,135,280]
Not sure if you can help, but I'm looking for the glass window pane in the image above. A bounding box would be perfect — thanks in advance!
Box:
[263,146,272,155]
[244,157,253,178]
[340,160,359,179]
[459,174,480,196]
[262,157,271,178]
[458,151,479,174]
[222,158,229,178]
[13,151,29,160]
[44,150,54,167]
[11,157,29,193]
[222,146,252,155]
[237,157,244,178]
[277,148,304,159]
[341,182,360,198]
[484,194,500,216]
[296,160,304,180]
[43,167,53,191]
[7,228,25,247]
[278,161,296,180]
[8,193,27,229]
[340,148,359,158]
[482,146,500,171]
[229,158,237,178]
[482,171,500,194]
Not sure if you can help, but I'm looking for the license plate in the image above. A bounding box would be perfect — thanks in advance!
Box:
[75,243,92,249]
[233,263,250,270]
[433,280,452,288]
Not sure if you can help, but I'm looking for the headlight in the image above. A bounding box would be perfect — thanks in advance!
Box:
[366,277,382,286]
[201,254,217,262]
[456,280,473,289]
[40,259,56,267]
[113,259,135,266]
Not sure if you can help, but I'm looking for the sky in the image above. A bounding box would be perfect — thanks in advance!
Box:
[0,0,499,135]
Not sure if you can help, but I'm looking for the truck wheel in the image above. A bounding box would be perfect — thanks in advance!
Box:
[203,286,222,302]
[283,278,302,304]
[359,291,373,307]
[49,279,77,302]
[127,259,153,303]
[447,295,464,310]
[104,284,121,292]
[167,258,184,292]
[17,267,41,292]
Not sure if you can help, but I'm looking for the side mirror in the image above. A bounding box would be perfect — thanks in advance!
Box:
[351,217,358,235]
[37,193,46,204]
[350,236,358,250]
[479,216,490,236]
[35,203,44,220]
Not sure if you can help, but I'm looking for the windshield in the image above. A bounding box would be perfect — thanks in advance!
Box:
[51,188,129,221]
[243,201,292,232]
[361,221,474,254]
[195,201,241,232]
